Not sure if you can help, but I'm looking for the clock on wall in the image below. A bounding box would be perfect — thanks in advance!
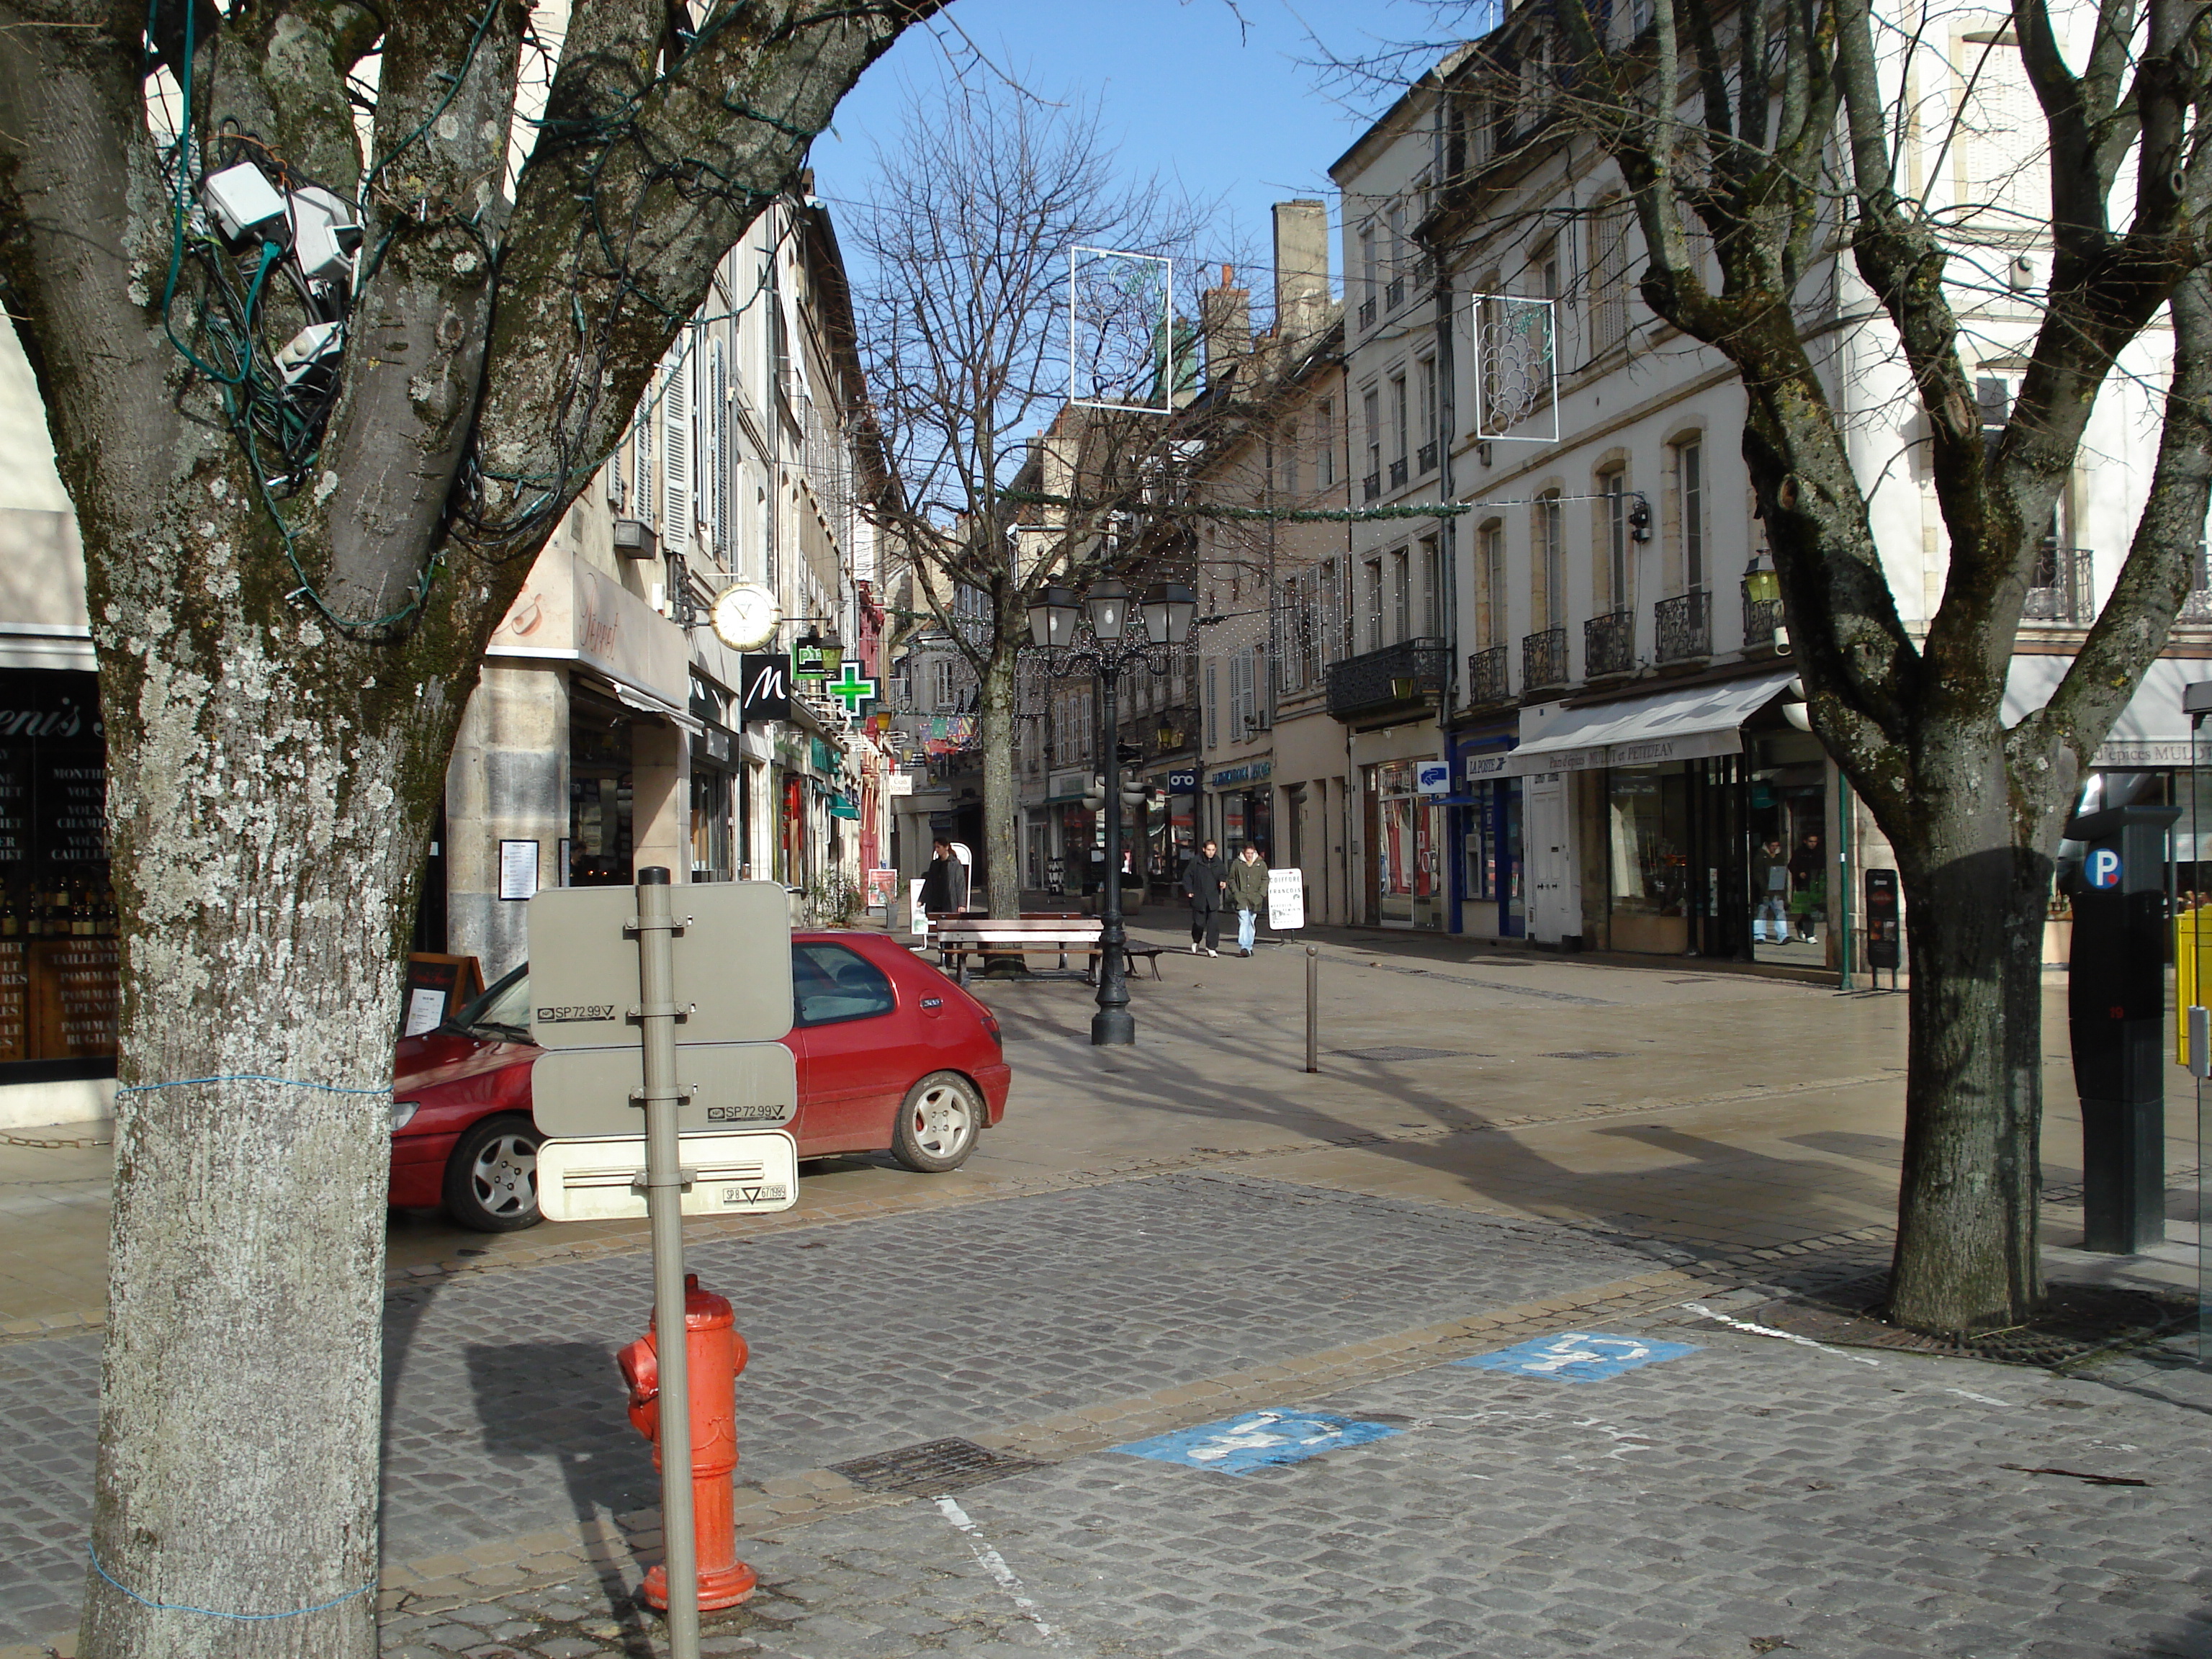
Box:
[709,583,780,651]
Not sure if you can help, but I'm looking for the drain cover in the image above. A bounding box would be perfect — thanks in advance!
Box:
[830,1438,1045,1497]
[1540,1050,1630,1060]
[1329,1045,1467,1062]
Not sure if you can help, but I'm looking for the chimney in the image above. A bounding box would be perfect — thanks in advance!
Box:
[1200,264,1251,390]
[1272,199,1330,351]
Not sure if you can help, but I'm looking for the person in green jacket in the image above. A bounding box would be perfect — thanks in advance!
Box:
[1226,843,1271,956]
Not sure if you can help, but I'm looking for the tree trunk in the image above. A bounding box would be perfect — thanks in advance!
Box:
[81,526,455,1656]
[979,644,1022,918]
[1881,739,2056,1334]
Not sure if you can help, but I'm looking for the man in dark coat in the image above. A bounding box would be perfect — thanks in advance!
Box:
[918,837,968,915]
[1181,839,1228,956]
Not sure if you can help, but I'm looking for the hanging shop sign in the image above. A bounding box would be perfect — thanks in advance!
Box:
[739,654,791,725]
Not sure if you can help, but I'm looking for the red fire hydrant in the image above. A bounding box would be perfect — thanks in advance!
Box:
[616,1274,757,1610]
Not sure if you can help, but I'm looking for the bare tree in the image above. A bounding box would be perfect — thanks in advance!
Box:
[849,76,1203,916]
[0,3,936,1653]
[1344,0,2212,1334]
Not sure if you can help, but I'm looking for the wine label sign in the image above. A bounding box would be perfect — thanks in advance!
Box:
[526,881,793,1049]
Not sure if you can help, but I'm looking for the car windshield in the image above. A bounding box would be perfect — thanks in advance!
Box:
[446,966,531,1040]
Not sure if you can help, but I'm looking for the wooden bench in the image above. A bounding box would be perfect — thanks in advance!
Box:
[933,917,1103,984]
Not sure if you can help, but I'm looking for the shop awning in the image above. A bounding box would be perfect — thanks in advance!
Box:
[2004,654,2202,768]
[611,679,705,736]
[1501,668,1797,776]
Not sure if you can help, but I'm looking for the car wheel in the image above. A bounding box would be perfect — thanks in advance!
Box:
[441,1114,544,1231]
[890,1072,984,1173]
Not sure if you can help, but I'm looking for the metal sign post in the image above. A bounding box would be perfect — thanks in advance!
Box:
[1305,945,1319,1074]
[526,872,799,1657]
[633,870,701,1659]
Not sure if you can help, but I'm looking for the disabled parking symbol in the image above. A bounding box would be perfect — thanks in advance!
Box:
[1453,1331,1699,1383]
[1114,1411,1403,1475]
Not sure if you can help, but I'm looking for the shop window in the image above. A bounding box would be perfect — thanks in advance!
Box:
[0,670,117,1069]
[1462,780,1523,912]
[1606,765,1689,917]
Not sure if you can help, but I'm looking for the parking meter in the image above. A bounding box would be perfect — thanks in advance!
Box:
[2064,804,2179,1254]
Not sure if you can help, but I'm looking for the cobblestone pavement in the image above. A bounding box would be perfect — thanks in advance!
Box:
[9,1167,2209,1656]
[358,1316,2212,1659]
[0,1174,1684,1648]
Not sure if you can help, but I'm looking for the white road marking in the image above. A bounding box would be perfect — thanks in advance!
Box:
[1681,1302,1884,1365]
[1946,1388,2010,1406]
[935,1495,1062,1645]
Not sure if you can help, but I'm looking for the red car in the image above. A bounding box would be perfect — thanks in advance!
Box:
[389,931,1011,1231]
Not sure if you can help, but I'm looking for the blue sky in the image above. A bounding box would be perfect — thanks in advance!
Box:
[815,0,1442,301]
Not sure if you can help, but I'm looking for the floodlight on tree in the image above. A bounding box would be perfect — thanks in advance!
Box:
[1083,577,1133,643]
[1029,585,1081,649]
[1469,293,1560,444]
[1070,246,1175,413]
[1141,582,1197,646]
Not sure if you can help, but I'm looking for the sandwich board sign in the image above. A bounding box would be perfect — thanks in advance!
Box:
[1267,868,1306,932]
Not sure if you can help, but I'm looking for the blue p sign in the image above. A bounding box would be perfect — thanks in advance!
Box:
[2087,847,2123,889]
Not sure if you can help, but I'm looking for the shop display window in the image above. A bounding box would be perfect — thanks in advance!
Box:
[0,669,119,1069]
[1606,764,1690,917]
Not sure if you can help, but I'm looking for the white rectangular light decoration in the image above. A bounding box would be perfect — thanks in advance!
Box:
[1070,246,1175,413]
[1469,294,1560,444]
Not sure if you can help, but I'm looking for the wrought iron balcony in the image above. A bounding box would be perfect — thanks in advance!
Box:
[2023,546,2095,625]
[1466,644,1511,706]
[1653,589,1711,663]
[1417,441,1438,475]
[1521,626,1569,691]
[1357,297,1377,331]
[1362,472,1381,502]
[1325,637,1449,721]
[1388,458,1408,490]
[1386,276,1406,310]
[1584,608,1636,678]
[1742,583,1784,647]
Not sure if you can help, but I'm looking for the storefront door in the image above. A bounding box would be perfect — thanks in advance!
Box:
[1525,773,1578,944]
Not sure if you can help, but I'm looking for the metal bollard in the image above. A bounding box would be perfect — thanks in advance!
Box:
[1305,944,1318,1073]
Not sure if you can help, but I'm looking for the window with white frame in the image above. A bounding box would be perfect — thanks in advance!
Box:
[1419,535,1441,637]
[1478,521,1508,648]
[1672,438,1705,593]
[1205,661,1219,747]
[932,658,958,711]
[1535,490,1565,629]
[1315,398,1336,487]
[1588,199,1632,357]
[1230,648,1256,736]
[1416,357,1437,469]
[1390,547,1411,642]
[1364,557,1385,651]
[1598,469,1631,611]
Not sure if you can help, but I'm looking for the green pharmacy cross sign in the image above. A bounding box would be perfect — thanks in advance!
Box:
[825,662,877,712]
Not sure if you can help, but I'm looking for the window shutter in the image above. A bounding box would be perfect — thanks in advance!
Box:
[711,339,732,562]
[633,405,653,528]
[662,350,691,549]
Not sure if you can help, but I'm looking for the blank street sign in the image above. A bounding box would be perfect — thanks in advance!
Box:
[527,881,794,1049]
[530,1041,798,1138]
[536,1130,800,1222]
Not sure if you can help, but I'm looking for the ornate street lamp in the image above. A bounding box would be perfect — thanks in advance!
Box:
[1030,585,1081,650]
[1024,575,1192,1046]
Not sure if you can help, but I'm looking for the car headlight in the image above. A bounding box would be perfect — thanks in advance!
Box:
[390,1100,420,1132]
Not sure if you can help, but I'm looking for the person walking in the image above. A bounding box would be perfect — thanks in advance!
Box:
[1753,836,1790,944]
[1181,838,1228,956]
[1789,830,1826,943]
[918,837,968,916]
[1226,842,1270,956]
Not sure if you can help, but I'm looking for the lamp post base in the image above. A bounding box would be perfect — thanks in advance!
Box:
[1090,1007,1136,1046]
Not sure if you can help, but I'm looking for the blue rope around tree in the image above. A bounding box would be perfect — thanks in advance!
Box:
[89,1544,377,1621]
[114,1074,388,1096]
